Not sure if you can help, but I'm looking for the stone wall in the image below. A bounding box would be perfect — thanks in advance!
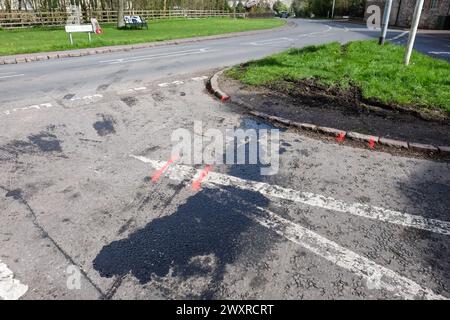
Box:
[365,0,450,29]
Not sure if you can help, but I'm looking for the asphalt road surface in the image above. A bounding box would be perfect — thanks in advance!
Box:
[0,19,449,300]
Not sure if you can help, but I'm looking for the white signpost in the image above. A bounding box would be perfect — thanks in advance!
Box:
[65,19,102,45]
[65,24,94,44]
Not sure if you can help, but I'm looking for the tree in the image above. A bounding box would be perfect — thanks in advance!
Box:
[291,0,332,18]
[273,0,288,14]
[291,0,311,17]
[117,0,124,28]
[235,1,245,13]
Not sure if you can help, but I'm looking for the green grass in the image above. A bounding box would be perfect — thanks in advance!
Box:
[227,40,450,113]
[0,17,285,56]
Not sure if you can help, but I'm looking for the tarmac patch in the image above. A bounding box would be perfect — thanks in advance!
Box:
[93,114,116,136]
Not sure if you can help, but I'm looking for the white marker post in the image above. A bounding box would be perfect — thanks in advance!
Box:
[379,0,393,45]
[331,0,336,19]
[404,0,424,65]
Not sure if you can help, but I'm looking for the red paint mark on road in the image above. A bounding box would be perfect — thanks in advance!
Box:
[192,165,213,191]
[336,132,345,143]
[369,138,376,149]
[151,155,178,183]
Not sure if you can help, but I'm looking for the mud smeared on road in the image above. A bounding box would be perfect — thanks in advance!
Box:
[221,76,450,147]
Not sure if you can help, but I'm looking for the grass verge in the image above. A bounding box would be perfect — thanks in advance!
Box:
[227,40,450,115]
[0,17,285,56]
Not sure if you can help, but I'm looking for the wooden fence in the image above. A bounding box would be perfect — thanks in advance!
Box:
[0,10,241,29]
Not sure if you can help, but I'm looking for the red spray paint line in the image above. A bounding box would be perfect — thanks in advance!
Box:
[192,165,213,191]
[151,155,179,183]
[369,138,376,149]
[336,132,346,143]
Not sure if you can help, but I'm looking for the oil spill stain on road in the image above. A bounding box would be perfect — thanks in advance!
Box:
[93,187,279,297]
[93,114,116,136]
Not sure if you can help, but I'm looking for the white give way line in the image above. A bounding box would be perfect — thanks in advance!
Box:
[429,51,450,55]
[0,73,24,80]
[389,31,409,41]
[0,260,28,300]
[132,156,450,237]
[249,37,294,46]
[131,155,448,300]
[99,48,215,64]
[247,25,333,46]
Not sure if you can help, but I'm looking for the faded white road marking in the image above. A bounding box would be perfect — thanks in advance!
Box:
[1,103,53,116]
[249,37,294,46]
[191,76,208,81]
[0,73,24,80]
[133,87,147,91]
[429,51,450,55]
[99,48,214,64]
[131,156,450,236]
[131,155,446,300]
[389,31,408,41]
[70,94,103,101]
[158,80,184,87]
[0,260,28,300]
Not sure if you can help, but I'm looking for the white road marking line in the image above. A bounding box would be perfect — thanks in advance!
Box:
[0,74,25,80]
[99,48,214,64]
[296,25,333,39]
[70,94,103,101]
[429,51,450,55]
[134,87,147,91]
[247,205,445,300]
[1,103,53,116]
[389,31,409,41]
[191,76,208,81]
[0,260,28,300]
[131,156,450,236]
[158,83,170,87]
[249,37,294,46]
[130,155,446,300]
